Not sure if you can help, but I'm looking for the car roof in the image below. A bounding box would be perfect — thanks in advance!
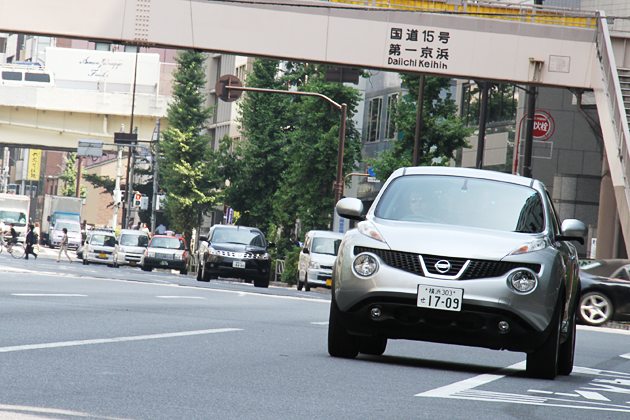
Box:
[393,166,537,188]
[55,219,81,224]
[118,229,149,235]
[308,230,345,238]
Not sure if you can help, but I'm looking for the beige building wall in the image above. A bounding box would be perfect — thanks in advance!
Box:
[83,156,127,229]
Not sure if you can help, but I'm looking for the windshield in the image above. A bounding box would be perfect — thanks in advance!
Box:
[89,234,116,247]
[0,210,27,223]
[211,228,266,247]
[54,222,81,232]
[120,234,149,247]
[52,213,80,225]
[150,237,186,250]
[311,237,342,256]
[375,175,545,233]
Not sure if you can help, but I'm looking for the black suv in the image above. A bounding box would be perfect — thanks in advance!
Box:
[197,225,273,288]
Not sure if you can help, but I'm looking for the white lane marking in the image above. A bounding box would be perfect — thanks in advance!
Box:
[156,296,205,299]
[0,404,133,420]
[416,361,526,397]
[621,352,630,359]
[529,390,553,394]
[0,328,242,353]
[311,322,329,325]
[12,293,87,297]
[578,325,630,336]
[575,390,611,401]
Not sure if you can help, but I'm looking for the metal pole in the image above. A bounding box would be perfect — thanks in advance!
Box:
[111,146,123,229]
[522,86,537,178]
[151,118,161,235]
[335,104,347,203]
[413,74,425,167]
[75,155,82,198]
[475,81,489,169]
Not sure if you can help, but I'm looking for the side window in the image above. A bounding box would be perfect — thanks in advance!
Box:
[615,267,630,280]
[544,190,561,236]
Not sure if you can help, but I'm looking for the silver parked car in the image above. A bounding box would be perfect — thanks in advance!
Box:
[297,230,345,291]
[114,229,150,267]
[330,167,587,380]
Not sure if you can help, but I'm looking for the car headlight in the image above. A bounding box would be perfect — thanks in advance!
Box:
[147,252,155,258]
[353,253,378,277]
[308,261,321,270]
[357,221,385,243]
[174,254,183,260]
[258,253,270,260]
[207,246,219,255]
[509,238,549,255]
[507,269,538,294]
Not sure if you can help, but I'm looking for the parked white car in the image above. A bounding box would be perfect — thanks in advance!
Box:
[82,229,117,266]
[297,230,345,291]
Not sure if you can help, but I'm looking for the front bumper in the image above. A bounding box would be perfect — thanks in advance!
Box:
[203,254,271,281]
[306,268,333,287]
[143,256,187,270]
[51,238,80,249]
[86,251,114,264]
[116,251,144,266]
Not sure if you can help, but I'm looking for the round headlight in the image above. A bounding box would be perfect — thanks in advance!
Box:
[507,269,538,293]
[353,254,378,277]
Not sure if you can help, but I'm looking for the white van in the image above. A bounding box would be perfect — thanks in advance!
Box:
[297,230,345,291]
[0,65,54,88]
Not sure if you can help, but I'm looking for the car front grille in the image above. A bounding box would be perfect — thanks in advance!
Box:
[354,246,541,280]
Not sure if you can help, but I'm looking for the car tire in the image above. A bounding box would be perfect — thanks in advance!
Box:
[180,269,188,275]
[557,307,576,376]
[526,300,561,380]
[196,266,203,281]
[141,265,153,272]
[82,259,88,265]
[296,271,303,291]
[359,336,387,356]
[254,276,270,288]
[579,292,613,326]
[328,300,359,359]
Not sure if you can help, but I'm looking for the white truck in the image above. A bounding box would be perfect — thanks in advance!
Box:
[41,195,83,246]
[0,193,31,242]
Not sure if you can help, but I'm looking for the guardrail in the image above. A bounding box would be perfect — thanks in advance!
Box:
[274,259,285,282]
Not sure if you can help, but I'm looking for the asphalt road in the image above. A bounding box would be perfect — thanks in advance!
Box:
[0,248,629,419]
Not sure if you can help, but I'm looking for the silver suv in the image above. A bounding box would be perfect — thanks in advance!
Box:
[330,167,587,380]
[114,229,150,267]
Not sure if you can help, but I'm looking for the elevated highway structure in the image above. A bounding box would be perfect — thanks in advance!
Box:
[1,0,630,254]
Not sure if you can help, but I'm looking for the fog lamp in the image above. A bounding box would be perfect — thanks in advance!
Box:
[498,321,510,332]
[370,306,382,318]
[507,269,538,294]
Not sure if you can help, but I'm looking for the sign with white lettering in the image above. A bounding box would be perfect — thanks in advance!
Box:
[385,25,453,72]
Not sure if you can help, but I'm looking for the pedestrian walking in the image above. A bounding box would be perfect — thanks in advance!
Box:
[56,227,72,263]
[34,221,41,252]
[24,224,38,260]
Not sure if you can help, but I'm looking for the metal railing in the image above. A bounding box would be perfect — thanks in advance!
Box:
[330,0,598,28]
[274,259,285,282]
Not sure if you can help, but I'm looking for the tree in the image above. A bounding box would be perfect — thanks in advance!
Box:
[366,75,472,181]
[58,153,86,198]
[222,59,291,235]
[159,50,219,240]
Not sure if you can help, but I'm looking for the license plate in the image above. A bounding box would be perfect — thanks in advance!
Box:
[160,261,168,266]
[130,261,136,266]
[98,253,106,258]
[417,285,463,312]
[233,261,246,269]
[326,279,332,286]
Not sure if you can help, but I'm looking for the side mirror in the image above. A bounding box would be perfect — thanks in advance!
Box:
[302,247,310,254]
[556,219,587,245]
[336,197,365,221]
[268,242,275,248]
[199,234,208,242]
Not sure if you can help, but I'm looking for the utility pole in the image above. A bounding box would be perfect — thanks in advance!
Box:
[522,87,537,178]
[75,156,82,198]
[413,75,425,166]
[150,118,161,235]
[125,128,138,229]
[475,81,490,169]
[111,146,123,229]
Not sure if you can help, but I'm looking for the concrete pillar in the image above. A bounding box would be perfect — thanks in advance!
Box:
[595,152,627,259]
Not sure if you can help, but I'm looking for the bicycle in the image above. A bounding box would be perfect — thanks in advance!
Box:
[2,235,25,259]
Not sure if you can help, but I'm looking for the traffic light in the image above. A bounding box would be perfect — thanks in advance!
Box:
[133,193,142,208]
[140,196,149,211]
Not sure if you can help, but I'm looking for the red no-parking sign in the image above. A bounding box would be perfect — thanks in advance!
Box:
[532,111,555,141]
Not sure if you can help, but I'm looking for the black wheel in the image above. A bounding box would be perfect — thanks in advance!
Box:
[526,300,561,380]
[200,264,212,282]
[254,276,270,288]
[180,269,188,275]
[328,300,359,359]
[579,292,613,326]
[141,265,153,272]
[304,279,311,292]
[82,259,88,265]
[558,307,576,376]
[296,271,303,291]
[359,336,387,356]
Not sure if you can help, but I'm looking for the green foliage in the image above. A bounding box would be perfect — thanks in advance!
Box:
[280,247,301,285]
[82,173,117,194]
[59,153,87,198]
[366,75,472,181]
[159,50,220,239]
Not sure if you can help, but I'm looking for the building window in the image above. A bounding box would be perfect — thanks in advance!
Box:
[124,45,139,53]
[461,82,517,127]
[367,97,382,142]
[235,65,246,82]
[385,93,398,140]
[95,43,111,51]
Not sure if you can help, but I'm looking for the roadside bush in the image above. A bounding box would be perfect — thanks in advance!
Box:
[280,247,300,285]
